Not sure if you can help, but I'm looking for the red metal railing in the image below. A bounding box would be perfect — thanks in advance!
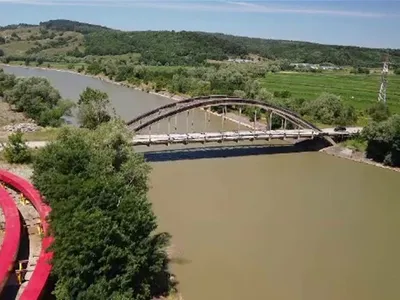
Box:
[0,170,53,300]
[0,185,21,294]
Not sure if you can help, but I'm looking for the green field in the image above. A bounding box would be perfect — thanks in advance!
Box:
[261,73,400,114]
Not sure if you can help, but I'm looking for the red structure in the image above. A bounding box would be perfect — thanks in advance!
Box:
[0,170,53,300]
[0,185,21,294]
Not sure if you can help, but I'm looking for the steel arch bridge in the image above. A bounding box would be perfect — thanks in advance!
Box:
[127,95,322,133]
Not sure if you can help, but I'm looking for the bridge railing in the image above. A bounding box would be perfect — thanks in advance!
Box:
[0,170,53,300]
[0,185,21,295]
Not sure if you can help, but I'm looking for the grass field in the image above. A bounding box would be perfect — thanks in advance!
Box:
[261,73,400,114]
[1,27,83,56]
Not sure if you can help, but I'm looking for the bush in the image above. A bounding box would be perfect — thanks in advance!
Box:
[3,77,74,126]
[0,68,17,96]
[362,115,400,167]
[367,102,390,122]
[77,87,114,129]
[300,93,357,125]
[350,67,370,74]
[32,121,173,299]
[3,131,32,164]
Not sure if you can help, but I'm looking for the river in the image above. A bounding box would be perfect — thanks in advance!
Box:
[3,66,400,300]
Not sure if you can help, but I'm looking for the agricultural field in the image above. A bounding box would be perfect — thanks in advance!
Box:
[261,72,400,114]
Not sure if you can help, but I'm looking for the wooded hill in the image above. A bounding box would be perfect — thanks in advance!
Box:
[1,19,399,67]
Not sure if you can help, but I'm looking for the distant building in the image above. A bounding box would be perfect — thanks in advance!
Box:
[290,63,341,70]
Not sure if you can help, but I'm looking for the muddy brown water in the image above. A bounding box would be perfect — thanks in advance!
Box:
[4,66,400,300]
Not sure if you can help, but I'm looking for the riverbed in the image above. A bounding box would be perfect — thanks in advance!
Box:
[3,66,400,300]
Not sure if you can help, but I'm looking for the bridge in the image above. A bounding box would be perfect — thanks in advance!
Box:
[132,128,362,145]
[127,95,362,146]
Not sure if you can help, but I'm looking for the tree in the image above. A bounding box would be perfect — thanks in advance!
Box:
[0,49,4,57]
[0,68,16,97]
[394,68,400,75]
[3,77,73,126]
[32,121,173,299]
[367,102,390,122]
[36,57,44,66]
[0,37,5,45]
[3,131,32,164]
[77,87,115,130]
[300,93,357,125]
[256,88,273,102]
[233,90,246,98]
[362,115,400,167]
[244,79,261,99]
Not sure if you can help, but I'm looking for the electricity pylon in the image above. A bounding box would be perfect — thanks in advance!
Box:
[377,54,389,104]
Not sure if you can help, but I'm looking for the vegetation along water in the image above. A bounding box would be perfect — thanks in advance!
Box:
[1,19,400,299]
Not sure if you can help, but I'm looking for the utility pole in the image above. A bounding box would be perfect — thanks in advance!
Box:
[377,54,389,104]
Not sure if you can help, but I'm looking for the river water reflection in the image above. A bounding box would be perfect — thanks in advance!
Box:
[4,66,400,300]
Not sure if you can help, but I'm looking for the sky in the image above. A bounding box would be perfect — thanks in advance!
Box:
[0,0,399,49]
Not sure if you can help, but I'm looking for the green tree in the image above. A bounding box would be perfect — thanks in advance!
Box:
[367,102,390,122]
[32,121,173,299]
[244,79,261,99]
[300,93,357,125]
[36,57,44,66]
[0,49,4,57]
[233,90,246,98]
[362,115,400,167]
[3,131,32,164]
[0,68,16,97]
[256,88,273,102]
[77,87,115,130]
[4,77,73,126]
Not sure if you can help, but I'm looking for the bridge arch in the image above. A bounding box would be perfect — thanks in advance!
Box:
[126,96,321,133]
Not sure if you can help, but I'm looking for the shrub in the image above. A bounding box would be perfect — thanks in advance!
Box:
[3,131,32,164]
[362,115,400,167]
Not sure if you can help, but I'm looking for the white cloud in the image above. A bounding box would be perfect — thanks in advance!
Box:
[0,0,396,18]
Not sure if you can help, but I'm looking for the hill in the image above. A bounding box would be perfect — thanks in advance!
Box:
[0,19,399,67]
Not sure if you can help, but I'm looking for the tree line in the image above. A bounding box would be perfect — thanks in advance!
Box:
[2,19,399,67]
[83,60,359,126]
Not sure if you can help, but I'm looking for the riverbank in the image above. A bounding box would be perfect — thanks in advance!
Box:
[321,145,400,173]
[3,63,399,173]
[0,63,262,130]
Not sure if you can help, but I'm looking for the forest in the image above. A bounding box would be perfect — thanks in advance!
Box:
[1,19,399,67]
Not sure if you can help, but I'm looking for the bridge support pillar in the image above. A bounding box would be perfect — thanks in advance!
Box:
[269,112,273,131]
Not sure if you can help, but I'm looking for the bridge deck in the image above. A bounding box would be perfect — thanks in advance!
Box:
[133,128,362,145]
